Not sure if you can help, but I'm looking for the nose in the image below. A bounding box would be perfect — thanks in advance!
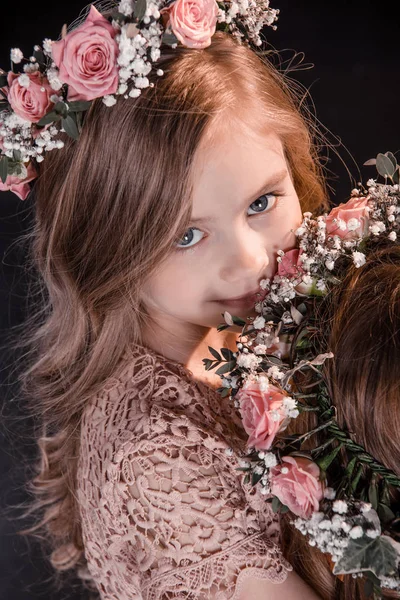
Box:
[218,228,269,284]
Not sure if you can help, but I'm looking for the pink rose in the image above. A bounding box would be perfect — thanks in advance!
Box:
[161,0,219,49]
[278,248,305,278]
[237,382,288,450]
[0,161,37,200]
[277,248,315,295]
[51,5,119,102]
[270,456,324,519]
[325,196,370,240]
[7,71,54,123]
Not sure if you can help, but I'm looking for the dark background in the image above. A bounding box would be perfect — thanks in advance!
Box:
[1,1,399,599]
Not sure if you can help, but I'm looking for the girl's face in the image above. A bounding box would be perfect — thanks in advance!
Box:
[142,127,302,332]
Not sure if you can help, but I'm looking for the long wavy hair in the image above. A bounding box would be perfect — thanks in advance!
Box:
[281,241,400,600]
[3,6,330,597]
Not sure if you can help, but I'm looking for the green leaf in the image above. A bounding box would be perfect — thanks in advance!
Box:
[0,155,8,183]
[271,496,283,513]
[243,472,250,485]
[220,387,231,398]
[368,480,378,510]
[217,323,230,332]
[208,346,222,361]
[377,503,395,524]
[62,115,79,140]
[393,167,400,185]
[316,443,343,472]
[221,347,234,361]
[215,360,236,376]
[33,48,45,65]
[232,315,246,326]
[251,471,264,486]
[376,152,396,178]
[385,151,397,170]
[37,111,62,127]
[134,0,147,21]
[346,456,357,478]
[54,101,69,117]
[67,100,91,112]
[162,31,179,46]
[363,158,377,166]
[12,149,21,162]
[334,535,397,578]
[202,358,213,371]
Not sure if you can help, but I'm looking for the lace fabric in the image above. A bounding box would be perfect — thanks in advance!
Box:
[77,344,292,599]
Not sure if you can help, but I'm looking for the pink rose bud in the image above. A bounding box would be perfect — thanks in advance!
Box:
[161,0,219,49]
[237,381,289,451]
[7,71,54,123]
[0,161,37,200]
[270,456,324,519]
[52,5,119,102]
[325,196,370,240]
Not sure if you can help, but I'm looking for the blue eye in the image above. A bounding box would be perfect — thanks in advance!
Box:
[176,227,205,249]
[247,193,277,215]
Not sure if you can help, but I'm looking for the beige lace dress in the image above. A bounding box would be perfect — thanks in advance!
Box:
[76,343,292,600]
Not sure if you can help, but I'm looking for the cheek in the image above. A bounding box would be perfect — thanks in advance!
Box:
[144,258,204,308]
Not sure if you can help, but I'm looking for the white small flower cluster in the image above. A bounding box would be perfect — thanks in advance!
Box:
[293,501,382,566]
[217,0,279,46]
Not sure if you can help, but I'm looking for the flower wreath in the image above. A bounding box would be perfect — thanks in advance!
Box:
[204,152,400,598]
[0,0,278,199]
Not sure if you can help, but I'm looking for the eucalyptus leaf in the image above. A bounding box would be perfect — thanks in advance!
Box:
[221,348,234,361]
[162,31,179,46]
[0,156,8,184]
[376,153,396,178]
[62,115,79,140]
[334,535,397,578]
[368,481,378,510]
[33,48,45,65]
[385,151,397,169]
[232,315,246,326]
[251,471,263,486]
[217,323,230,332]
[393,167,400,185]
[363,158,377,166]
[134,0,147,21]
[12,149,21,162]
[377,503,395,524]
[67,100,92,112]
[37,111,62,127]
[54,101,69,117]
[208,346,222,361]
[271,496,282,513]
[215,360,236,376]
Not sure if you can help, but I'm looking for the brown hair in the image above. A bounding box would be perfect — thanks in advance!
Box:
[5,20,329,597]
[281,241,400,600]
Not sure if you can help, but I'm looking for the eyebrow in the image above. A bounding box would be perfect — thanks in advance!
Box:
[190,168,288,225]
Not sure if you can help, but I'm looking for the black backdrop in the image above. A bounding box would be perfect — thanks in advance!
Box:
[1,1,399,599]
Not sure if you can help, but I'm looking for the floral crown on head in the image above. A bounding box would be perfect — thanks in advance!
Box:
[205,153,400,598]
[0,0,278,199]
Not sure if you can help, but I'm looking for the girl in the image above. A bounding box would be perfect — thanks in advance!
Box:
[280,241,400,600]
[4,1,329,598]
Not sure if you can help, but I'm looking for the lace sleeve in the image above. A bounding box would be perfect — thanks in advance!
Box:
[103,407,292,600]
